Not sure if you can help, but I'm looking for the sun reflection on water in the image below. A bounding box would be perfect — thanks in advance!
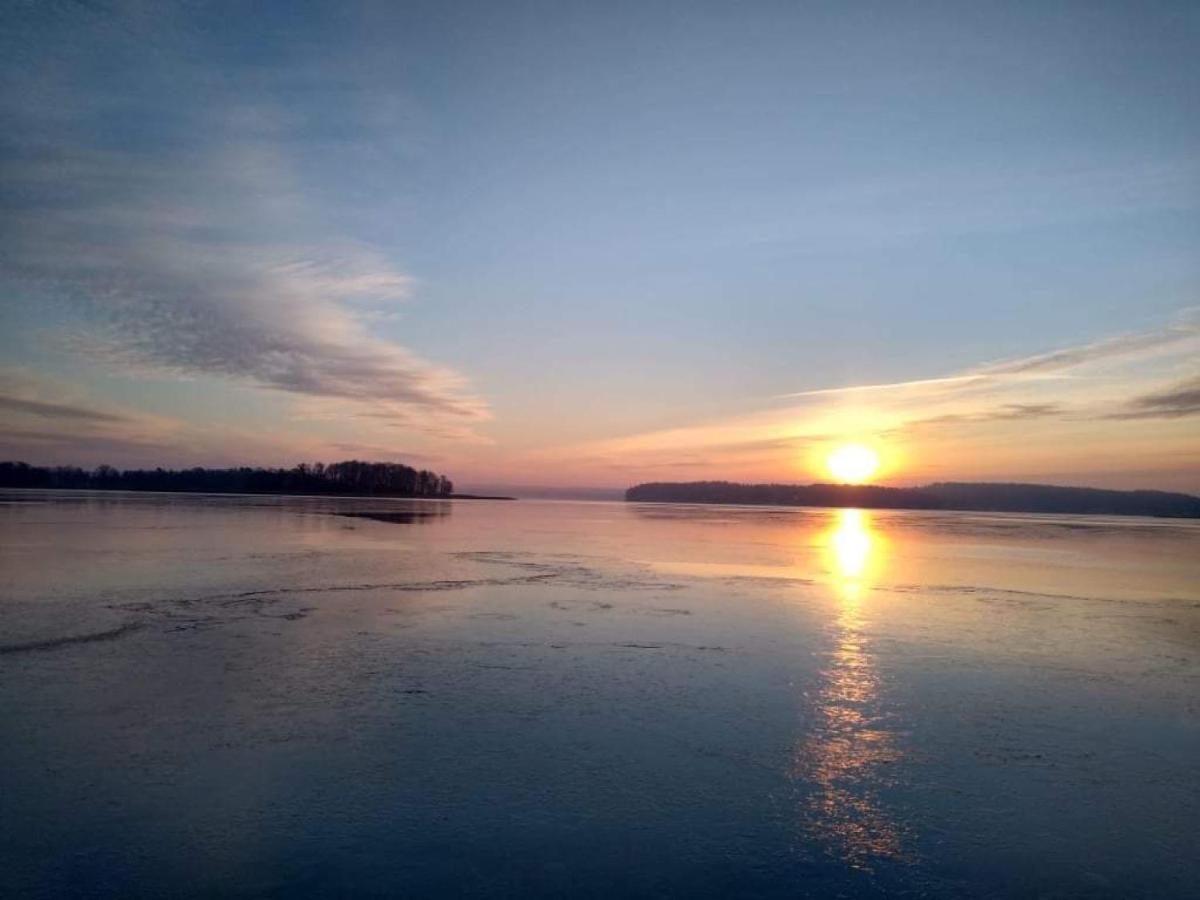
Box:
[795,509,906,868]
[830,508,873,590]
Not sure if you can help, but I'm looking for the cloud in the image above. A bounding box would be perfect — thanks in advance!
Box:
[0,364,478,471]
[908,403,1067,429]
[0,367,188,462]
[973,319,1199,378]
[777,374,986,400]
[990,403,1064,420]
[778,313,1199,404]
[3,153,488,432]
[0,4,488,439]
[0,394,131,425]
[1110,376,1200,420]
[0,427,176,457]
[45,241,489,427]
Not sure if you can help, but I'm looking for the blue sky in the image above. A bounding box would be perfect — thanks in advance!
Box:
[2,1,1198,489]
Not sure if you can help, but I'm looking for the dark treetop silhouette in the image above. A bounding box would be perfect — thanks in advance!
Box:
[0,460,454,498]
[625,481,1200,518]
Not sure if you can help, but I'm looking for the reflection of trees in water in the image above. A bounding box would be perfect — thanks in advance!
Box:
[337,505,451,526]
[794,510,907,869]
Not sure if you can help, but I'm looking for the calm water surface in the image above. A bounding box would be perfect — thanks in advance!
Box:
[2,491,1198,898]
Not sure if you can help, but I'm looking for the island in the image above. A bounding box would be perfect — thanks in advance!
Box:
[624,480,1200,518]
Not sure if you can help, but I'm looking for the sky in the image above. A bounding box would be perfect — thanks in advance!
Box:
[1,0,1198,492]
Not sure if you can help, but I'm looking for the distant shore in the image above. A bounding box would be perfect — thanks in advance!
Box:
[625,480,1200,518]
[0,460,473,500]
[0,485,516,501]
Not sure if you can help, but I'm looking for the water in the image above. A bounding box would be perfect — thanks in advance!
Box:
[2,491,1198,899]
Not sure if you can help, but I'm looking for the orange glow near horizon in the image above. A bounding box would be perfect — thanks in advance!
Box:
[825,443,881,484]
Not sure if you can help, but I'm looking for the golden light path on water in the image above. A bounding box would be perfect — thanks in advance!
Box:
[795,509,906,868]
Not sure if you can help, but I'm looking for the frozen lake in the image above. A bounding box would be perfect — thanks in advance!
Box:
[2,490,1198,898]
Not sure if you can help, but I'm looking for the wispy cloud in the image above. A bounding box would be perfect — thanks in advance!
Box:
[1110,376,1200,420]
[777,374,987,400]
[778,313,1199,404]
[973,318,1199,377]
[0,394,131,425]
[43,240,489,429]
[0,368,185,459]
[908,403,1068,429]
[0,4,487,439]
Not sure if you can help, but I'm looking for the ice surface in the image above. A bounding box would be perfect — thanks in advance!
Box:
[2,491,1198,898]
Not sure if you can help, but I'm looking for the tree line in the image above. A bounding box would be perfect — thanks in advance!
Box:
[625,480,1200,518]
[0,460,454,498]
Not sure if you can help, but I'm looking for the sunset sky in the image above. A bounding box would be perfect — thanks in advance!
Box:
[2,2,1198,492]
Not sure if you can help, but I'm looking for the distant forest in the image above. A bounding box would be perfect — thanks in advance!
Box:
[625,481,1200,518]
[0,460,454,498]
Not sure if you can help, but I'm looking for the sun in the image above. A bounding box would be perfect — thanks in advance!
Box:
[826,443,880,484]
